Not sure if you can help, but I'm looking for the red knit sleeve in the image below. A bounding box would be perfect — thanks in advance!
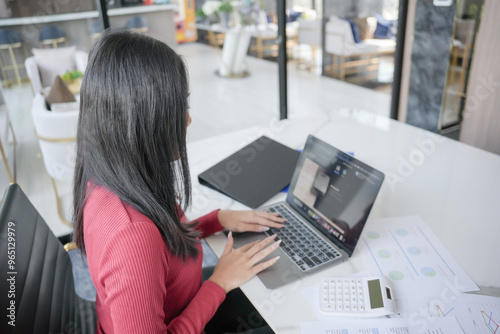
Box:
[192,209,225,238]
[98,221,225,334]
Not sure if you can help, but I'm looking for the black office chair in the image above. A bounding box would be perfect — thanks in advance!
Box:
[0,184,96,334]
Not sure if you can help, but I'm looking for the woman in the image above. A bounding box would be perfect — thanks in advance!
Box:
[73,30,284,333]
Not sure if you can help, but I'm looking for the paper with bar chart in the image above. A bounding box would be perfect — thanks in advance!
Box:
[357,215,478,297]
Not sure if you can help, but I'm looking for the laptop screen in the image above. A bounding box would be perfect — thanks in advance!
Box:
[286,135,384,255]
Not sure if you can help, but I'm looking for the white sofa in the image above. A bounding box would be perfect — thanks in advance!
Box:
[25,50,88,95]
[325,16,396,81]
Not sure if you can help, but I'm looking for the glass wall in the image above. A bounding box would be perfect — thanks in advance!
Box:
[322,0,399,94]
[439,0,484,132]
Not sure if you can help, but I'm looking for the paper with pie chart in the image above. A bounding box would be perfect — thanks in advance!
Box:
[357,215,479,297]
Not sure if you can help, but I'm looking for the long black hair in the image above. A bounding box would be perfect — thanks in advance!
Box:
[73,29,199,260]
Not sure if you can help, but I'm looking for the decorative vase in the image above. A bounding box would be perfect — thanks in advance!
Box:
[218,29,252,78]
[220,11,230,28]
[208,13,219,25]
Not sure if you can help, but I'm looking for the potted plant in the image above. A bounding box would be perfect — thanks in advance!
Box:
[218,1,234,28]
[201,0,221,24]
[61,70,83,94]
[195,8,208,24]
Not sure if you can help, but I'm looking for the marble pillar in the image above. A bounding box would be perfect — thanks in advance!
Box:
[406,0,456,132]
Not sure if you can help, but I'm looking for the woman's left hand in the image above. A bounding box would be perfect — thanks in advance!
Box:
[218,210,286,233]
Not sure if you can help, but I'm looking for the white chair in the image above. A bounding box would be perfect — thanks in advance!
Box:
[0,85,16,184]
[31,93,78,225]
[25,50,87,95]
[297,19,322,70]
[325,16,396,81]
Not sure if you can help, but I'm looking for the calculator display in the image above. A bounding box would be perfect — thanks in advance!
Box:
[367,279,384,309]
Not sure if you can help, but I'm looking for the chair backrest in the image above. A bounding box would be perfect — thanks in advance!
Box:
[126,16,148,29]
[325,16,355,55]
[0,184,96,334]
[298,19,322,47]
[31,93,78,182]
[25,50,88,95]
[455,18,476,46]
[0,29,22,45]
[39,25,66,41]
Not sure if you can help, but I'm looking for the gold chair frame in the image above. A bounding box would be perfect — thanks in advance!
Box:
[40,37,68,49]
[249,33,298,59]
[0,42,29,87]
[0,121,16,183]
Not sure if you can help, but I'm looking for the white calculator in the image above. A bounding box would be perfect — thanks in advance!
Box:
[320,276,396,317]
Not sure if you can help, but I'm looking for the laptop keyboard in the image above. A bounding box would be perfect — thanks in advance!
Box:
[265,204,341,272]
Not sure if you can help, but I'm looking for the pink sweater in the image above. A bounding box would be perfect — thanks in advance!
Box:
[84,185,226,333]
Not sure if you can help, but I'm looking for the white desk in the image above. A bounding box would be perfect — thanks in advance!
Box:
[186,110,500,333]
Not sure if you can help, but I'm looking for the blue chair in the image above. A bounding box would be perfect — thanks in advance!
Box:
[39,25,68,48]
[125,16,149,34]
[0,29,28,86]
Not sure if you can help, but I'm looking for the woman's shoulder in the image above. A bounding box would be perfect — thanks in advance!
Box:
[84,184,157,237]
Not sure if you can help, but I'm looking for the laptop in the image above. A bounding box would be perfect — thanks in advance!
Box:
[232,135,385,289]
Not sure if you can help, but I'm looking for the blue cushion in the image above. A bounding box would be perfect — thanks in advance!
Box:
[374,14,393,39]
[39,25,65,41]
[343,19,361,43]
[0,30,22,45]
[287,10,302,22]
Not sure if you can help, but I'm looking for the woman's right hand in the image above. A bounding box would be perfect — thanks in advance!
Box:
[208,232,281,293]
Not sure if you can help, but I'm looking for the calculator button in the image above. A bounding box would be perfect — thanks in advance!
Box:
[344,297,349,303]
[344,304,350,311]
[351,297,357,303]
[359,305,364,311]
[352,305,358,311]
[336,304,343,311]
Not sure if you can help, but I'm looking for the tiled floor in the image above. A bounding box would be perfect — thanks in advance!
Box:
[1,42,391,237]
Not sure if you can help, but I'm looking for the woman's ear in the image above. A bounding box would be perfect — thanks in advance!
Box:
[186,112,192,127]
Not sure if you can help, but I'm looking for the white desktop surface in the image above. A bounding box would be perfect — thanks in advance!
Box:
[185,110,500,333]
